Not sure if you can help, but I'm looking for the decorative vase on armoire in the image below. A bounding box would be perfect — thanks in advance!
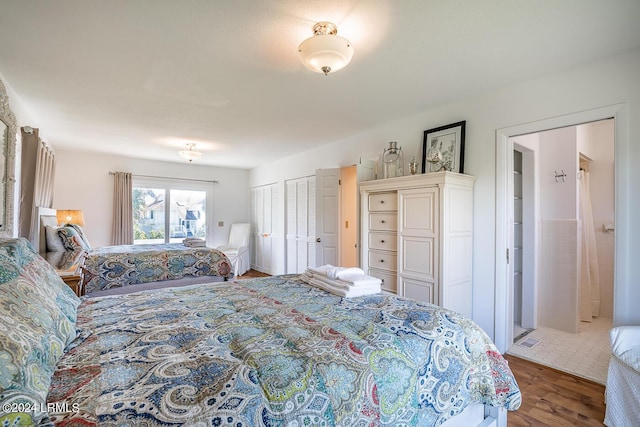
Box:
[382,141,404,178]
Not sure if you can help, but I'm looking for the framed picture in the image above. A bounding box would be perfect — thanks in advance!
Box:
[421,121,466,173]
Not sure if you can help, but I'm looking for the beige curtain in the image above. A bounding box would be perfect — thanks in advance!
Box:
[19,127,56,245]
[112,171,133,245]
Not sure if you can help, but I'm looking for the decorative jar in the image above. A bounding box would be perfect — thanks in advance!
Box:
[382,141,403,178]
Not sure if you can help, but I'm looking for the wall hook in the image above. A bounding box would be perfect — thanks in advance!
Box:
[554,170,566,183]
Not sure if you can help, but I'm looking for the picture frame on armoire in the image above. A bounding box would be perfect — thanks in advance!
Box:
[421,121,466,173]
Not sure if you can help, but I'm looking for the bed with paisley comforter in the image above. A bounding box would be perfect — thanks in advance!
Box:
[80,243,234,295]
[0,238,521,427]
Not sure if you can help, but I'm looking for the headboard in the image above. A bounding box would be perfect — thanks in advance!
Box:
[36,206,57,254]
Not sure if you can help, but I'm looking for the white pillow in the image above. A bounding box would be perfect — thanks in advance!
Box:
[45,225,66,252]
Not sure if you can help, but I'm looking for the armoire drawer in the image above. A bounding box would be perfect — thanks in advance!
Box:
[369,268,397,293]
[369,192,397,212]
[369,232,397,251]
[369,212,397,231]
[368,250,397,272]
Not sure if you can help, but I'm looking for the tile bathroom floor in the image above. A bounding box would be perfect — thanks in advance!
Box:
[506,317,612,385]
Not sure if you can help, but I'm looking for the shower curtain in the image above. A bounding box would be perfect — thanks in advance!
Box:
[579,169,601,321]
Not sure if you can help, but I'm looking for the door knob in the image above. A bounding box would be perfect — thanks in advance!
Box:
[316,237,321,243]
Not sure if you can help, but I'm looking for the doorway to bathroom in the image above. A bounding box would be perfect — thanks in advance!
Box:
[505,118,615,384]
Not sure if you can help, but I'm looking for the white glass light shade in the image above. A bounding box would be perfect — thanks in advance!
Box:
[298,22,354,75]
[179,144,202,162]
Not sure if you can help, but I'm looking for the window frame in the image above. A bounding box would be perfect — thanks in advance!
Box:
[132,177,214,245]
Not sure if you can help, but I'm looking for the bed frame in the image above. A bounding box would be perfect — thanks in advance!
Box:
[442,405,506,427]
[36,206,57,254]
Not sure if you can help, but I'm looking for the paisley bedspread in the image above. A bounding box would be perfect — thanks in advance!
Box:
[80,243,233,294]
[47,275,521,426]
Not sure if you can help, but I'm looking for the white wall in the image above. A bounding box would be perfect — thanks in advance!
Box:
[539,126,578,220]
[249,48,640,340]
[0,72,35,129]
[53,150,250,248]
[536,126,582,332]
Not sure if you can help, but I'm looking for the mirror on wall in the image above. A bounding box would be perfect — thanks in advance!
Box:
[0,78,17,237]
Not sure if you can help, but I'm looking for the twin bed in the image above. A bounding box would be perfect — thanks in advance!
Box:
[37,208,233,296]
[80,242,233,295]
[1,236,521,426]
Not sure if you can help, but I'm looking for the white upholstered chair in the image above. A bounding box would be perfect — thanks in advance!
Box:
[216,223,251,276]
[605,326,640,426]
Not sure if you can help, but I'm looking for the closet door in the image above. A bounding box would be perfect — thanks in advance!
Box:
[397,187,439,304]
[250,183,277,274]
[285,176,316,274]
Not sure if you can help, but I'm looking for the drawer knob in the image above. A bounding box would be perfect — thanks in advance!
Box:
[381,240,385,243]
[381,220,385,224]
[380,259,384,263]
[380,200,385,204]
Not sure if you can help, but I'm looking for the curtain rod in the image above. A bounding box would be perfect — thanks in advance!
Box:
[109,172,219,184]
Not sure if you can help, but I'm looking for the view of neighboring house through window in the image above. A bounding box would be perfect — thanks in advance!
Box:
[133,179,209,244]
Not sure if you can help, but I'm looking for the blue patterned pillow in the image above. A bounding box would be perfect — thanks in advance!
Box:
[63,223,91,250]
[57,226,90,251]
[0,238,80,425]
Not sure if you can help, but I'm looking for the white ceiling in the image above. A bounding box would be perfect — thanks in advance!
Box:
[1,0,639,169]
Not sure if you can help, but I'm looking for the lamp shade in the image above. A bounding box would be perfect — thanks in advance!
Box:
[298,22,354,75]
[57,209,85,226]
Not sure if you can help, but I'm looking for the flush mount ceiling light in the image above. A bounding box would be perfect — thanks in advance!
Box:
[298,22,354,75]
[179,143,202,163]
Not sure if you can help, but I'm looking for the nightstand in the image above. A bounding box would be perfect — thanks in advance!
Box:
[59,271,83,296]
[45,251,84,296]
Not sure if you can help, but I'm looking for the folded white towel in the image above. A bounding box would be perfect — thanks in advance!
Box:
[335,273,381,287]
[304,269,381,288]
[326,266,366,280]
[317,278,380,297]
[304,276,381,298]
[307,273,351,290]
[308,264,334,276]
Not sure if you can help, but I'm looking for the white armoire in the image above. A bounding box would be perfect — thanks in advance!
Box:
[359,172,475,317]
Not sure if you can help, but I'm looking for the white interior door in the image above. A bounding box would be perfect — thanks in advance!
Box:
[285,176,316,273]
[250,183,276,274]
[315,168,340,267]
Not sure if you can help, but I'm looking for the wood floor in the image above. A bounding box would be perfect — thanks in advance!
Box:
[236,269,271,279]
[504,354,606,426]
[235,271,608,426]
